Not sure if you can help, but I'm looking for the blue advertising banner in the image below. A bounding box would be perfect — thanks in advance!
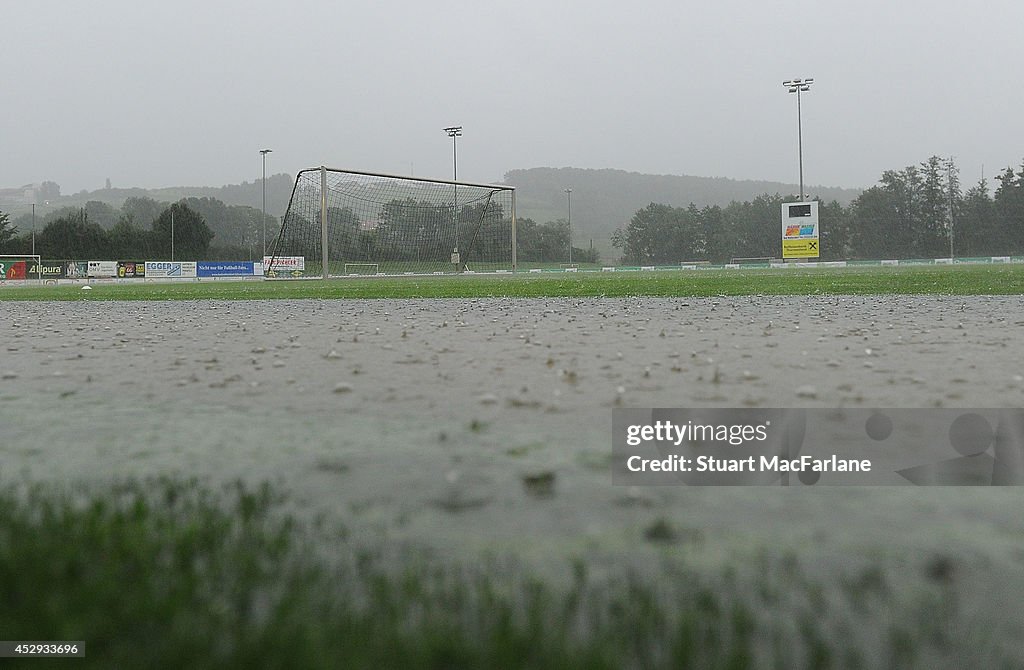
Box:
[196,261,257,278]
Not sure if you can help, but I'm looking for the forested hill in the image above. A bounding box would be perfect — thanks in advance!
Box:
[503,167,861,254]
[51,174,296,221]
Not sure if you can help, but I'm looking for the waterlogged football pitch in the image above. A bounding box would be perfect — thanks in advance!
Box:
[5,262,1024,300]
[2,264,1024,667]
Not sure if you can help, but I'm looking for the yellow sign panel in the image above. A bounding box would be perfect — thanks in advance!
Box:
[782,239,820,259]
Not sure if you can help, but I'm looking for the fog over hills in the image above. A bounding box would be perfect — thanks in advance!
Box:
[17,167,861,260]
[504,167,862,256]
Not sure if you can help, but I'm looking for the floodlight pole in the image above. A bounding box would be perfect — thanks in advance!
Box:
[170,207,175,262]
[31,204,35,257]
[947,157,955,259]
[260,149,272,259]
[565,188,573,266]
[783,78,813,201]
[444,126,462,264]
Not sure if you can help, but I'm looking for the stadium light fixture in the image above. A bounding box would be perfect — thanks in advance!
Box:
[260,148,273,259]
[443,127,462,181]
[782,78,813,201]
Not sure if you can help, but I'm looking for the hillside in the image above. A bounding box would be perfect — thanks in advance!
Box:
[12,167,862,262]
[38,175,297,223]
[503,167,862,258]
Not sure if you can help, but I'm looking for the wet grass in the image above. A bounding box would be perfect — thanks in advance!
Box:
[0,477,1009,669]
[2,264,1024,301]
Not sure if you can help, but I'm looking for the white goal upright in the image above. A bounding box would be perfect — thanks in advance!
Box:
[0,255,43,283]
[268,167,516,278]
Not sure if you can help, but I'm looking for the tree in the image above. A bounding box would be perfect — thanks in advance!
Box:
[915,156,958,257]
[36,210,110,259]
[37,181,61,203]
[83,201,121,230]
[700,205,728,262]
[376,198,452,261]
[152,202,214,260]
[994,163,1024,253]
[108,219,154,259]
[0,211,16,252]
[613,204,660,264]
[960,177,996,256]
[721,194,785,260]
[324,206,362,261]
[818,200,850,261]
[121,197,165,229]
[848,186,898,259]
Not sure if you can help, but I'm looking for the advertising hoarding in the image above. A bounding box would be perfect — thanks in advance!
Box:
[781,201,820,259]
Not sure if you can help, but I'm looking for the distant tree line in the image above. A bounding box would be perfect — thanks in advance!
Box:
[515,218,599,264]
[0,196,278,261]
[613,156,1024,263]
[5,156,1024,264]
[278,200,599,265]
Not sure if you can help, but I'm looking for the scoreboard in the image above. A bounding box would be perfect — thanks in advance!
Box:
[781,201,820,259]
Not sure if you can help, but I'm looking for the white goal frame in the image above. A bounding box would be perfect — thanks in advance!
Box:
[272,166,517,279]
[0,255,43,284]
[344,262,380,276]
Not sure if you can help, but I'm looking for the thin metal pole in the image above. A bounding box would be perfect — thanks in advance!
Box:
[262,153,267,258]
[452,131,460,260]
[443,127,462,266]
[947,157,955,259]
[784,79,812,202]
[796,89,804,201]
[453,133,458,258]
[31,204,35,257]
[170,207,174,262]
[321,166,329,279]
[260,149,272,259]
[565,188,573,265]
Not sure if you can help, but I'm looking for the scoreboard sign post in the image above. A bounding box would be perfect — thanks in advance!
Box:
[781,201,820,259]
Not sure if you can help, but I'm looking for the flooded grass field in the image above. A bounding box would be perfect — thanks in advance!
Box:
[2,284,1023,667]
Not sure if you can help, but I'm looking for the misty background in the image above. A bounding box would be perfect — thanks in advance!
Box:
[4,0,1023,190]
[2,0,1023,260]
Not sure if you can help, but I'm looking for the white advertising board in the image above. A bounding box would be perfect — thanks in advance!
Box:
[144,261,198,278]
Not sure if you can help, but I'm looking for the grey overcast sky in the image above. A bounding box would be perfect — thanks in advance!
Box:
[3,0,1023,195]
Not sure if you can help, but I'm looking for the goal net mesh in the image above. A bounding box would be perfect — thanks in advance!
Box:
[270,168,515,276]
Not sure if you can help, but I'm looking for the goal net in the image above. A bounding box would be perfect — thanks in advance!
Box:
[269,167,516,277]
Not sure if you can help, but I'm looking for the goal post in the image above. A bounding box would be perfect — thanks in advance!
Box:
[0,255,43,283]
[269,167,516,278]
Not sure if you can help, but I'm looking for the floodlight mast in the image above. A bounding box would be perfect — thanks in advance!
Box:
[565,188,573,266]
[783,78,813,201]
[443,126,463,266]
[260,148,272,259]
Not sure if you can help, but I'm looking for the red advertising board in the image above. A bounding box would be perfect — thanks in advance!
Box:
[2,261,27,280]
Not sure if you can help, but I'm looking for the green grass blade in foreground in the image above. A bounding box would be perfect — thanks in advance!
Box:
[0,477,1009,668]
[2,265,1024,301]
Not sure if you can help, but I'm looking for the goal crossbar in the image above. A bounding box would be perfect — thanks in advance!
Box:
[313,166,511,192]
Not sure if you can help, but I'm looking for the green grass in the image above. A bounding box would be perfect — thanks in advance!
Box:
[0,477,1003,669]
[2,264,1024,301]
